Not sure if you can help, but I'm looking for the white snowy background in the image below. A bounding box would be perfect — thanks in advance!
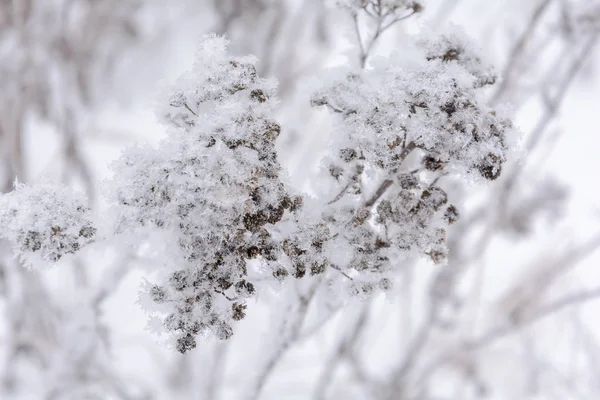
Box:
[2,0,600,399]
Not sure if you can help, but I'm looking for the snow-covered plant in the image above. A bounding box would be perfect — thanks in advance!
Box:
[310,26,512,294]
[0,182,96,266]
[0,25,515,353]
[111,36,306,352]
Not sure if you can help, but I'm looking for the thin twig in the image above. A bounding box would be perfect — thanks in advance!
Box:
[364,142,417,208]
[184,102,197,116]
[364,179,394,208]
[413,233,600,394]
[352,13,367,67]
[313,304,370,400]
[246,279,322,400]
[499,32,599,204]
[380,10,416,32]
[328,180,355,205]
[330,263,354,280]
[492,0,554,105]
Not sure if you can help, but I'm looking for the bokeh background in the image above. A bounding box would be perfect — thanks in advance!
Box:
[1,1,600,399]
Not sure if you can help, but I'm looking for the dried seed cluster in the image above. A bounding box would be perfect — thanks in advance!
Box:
[113,36,313,352]
[0,183,96,265]
[313,28,510,186]
[310,27,513,293]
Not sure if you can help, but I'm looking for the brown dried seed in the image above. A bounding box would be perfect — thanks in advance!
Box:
[250,89,267,103]
[293,264,306,278]
[273,268,289,280]
[232,303,247,321]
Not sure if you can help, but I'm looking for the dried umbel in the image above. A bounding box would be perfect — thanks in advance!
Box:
[375,184,455,265]
[118,35,308,352]
[313,27,510,185]
[311,26,512,290]
[418,27,498,88]
[0,183,96,266]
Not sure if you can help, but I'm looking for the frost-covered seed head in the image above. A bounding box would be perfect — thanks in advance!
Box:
[0,183,96,267]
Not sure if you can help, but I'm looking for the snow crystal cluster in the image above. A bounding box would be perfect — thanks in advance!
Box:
[314,28,509,184]
[0,28,515,352]
[311,26,512,280]
[112,35,311,353]
[0,183,96,266]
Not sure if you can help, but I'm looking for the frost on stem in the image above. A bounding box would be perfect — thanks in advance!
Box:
[339,0,424,15]
[117,35,304,352]
[310,27,514,288]
[0,183,96,266]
